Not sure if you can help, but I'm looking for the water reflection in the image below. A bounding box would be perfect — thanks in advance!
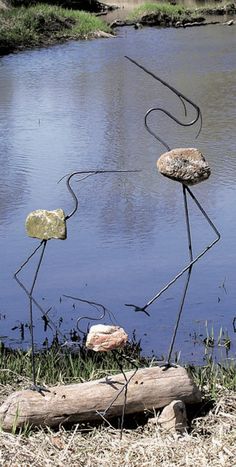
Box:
[0,24,236,363]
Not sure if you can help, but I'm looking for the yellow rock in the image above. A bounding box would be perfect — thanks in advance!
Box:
[25,209,67,240]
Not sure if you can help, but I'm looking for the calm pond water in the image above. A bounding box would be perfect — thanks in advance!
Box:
[0,24,236,363]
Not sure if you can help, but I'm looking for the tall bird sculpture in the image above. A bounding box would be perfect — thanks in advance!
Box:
[125,56,220,366]
[14,169,139,393]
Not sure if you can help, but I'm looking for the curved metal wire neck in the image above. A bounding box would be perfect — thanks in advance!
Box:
[63,294,117,336]
[125,55,202,151]
[58,169,140,221]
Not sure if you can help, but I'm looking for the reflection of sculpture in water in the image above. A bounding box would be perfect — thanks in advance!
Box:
[125,56,220,367]
[14,169,139,394]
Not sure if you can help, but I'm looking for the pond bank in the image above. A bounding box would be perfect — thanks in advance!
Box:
[0,4,113,56]
[0,342,235,465]
[109,2,236,29]
[0,2,235,56]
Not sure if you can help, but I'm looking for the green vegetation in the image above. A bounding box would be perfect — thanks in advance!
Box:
[128,1,236,25]
[0,335,235,465]
[0,337,235,401]
[0,4,112,55]
[129,2,188,21]
[0,337,145,388]
[128,2,220,25]
[189,357,236,397]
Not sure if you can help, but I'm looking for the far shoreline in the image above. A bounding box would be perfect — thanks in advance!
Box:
[0,1,235,56]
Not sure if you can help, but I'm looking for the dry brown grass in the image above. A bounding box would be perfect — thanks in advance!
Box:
[0,382,235,467]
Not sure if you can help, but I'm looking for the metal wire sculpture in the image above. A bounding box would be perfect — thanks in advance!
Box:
[63,294,138,438]
[125,56,220,367]
[14,169,139,393]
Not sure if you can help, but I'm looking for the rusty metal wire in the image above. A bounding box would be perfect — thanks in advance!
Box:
[14,169,140,392]
[125,57,220,366]
[63,293,139,438]
[62,294,118,336]
[58,169,141,220]
[125,55,202,151]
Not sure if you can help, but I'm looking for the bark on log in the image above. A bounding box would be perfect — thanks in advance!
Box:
[0,366,201,431]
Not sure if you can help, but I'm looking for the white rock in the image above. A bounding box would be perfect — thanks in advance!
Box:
[86,324,128,352]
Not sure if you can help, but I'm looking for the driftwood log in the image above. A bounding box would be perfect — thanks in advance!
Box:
[0,366,201,431]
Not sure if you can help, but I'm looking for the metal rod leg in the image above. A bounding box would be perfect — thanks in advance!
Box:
[166,185,193,364]
[125,187,220,314]
[98,352,138,438]
[14,241,52,393]
[14,244,65,341]
[28,240,47,387]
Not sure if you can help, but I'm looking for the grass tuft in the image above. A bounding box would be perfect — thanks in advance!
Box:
[129,2,190,21]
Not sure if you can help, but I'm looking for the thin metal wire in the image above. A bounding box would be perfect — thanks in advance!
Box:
[97,351,138,439]
[14,240,53,394]
[125,55,202,150]
[125,186,220,313]
[63,294,118,335]
[125,56,220,365]
[145,107,197,151]
[63,294,138,438]
[14,244,66,340]
[58,169,141,220]
[28,240,47,386]
[14,169,140,390]
[166,185,193,365]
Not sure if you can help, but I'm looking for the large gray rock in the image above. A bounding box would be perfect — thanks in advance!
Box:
[157,147,211,185]
[25,209,67,240]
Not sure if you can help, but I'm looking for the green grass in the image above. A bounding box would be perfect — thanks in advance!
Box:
[0,336,145,387]
[129,2,190,21]
[189,358,236,399]
[0,337,235,403]
[0,4,112,54]
[128,2,227,23]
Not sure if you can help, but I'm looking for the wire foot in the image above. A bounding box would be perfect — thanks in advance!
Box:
[159,361,179,370]
[125,304,150,316]
[28,384,51,395]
